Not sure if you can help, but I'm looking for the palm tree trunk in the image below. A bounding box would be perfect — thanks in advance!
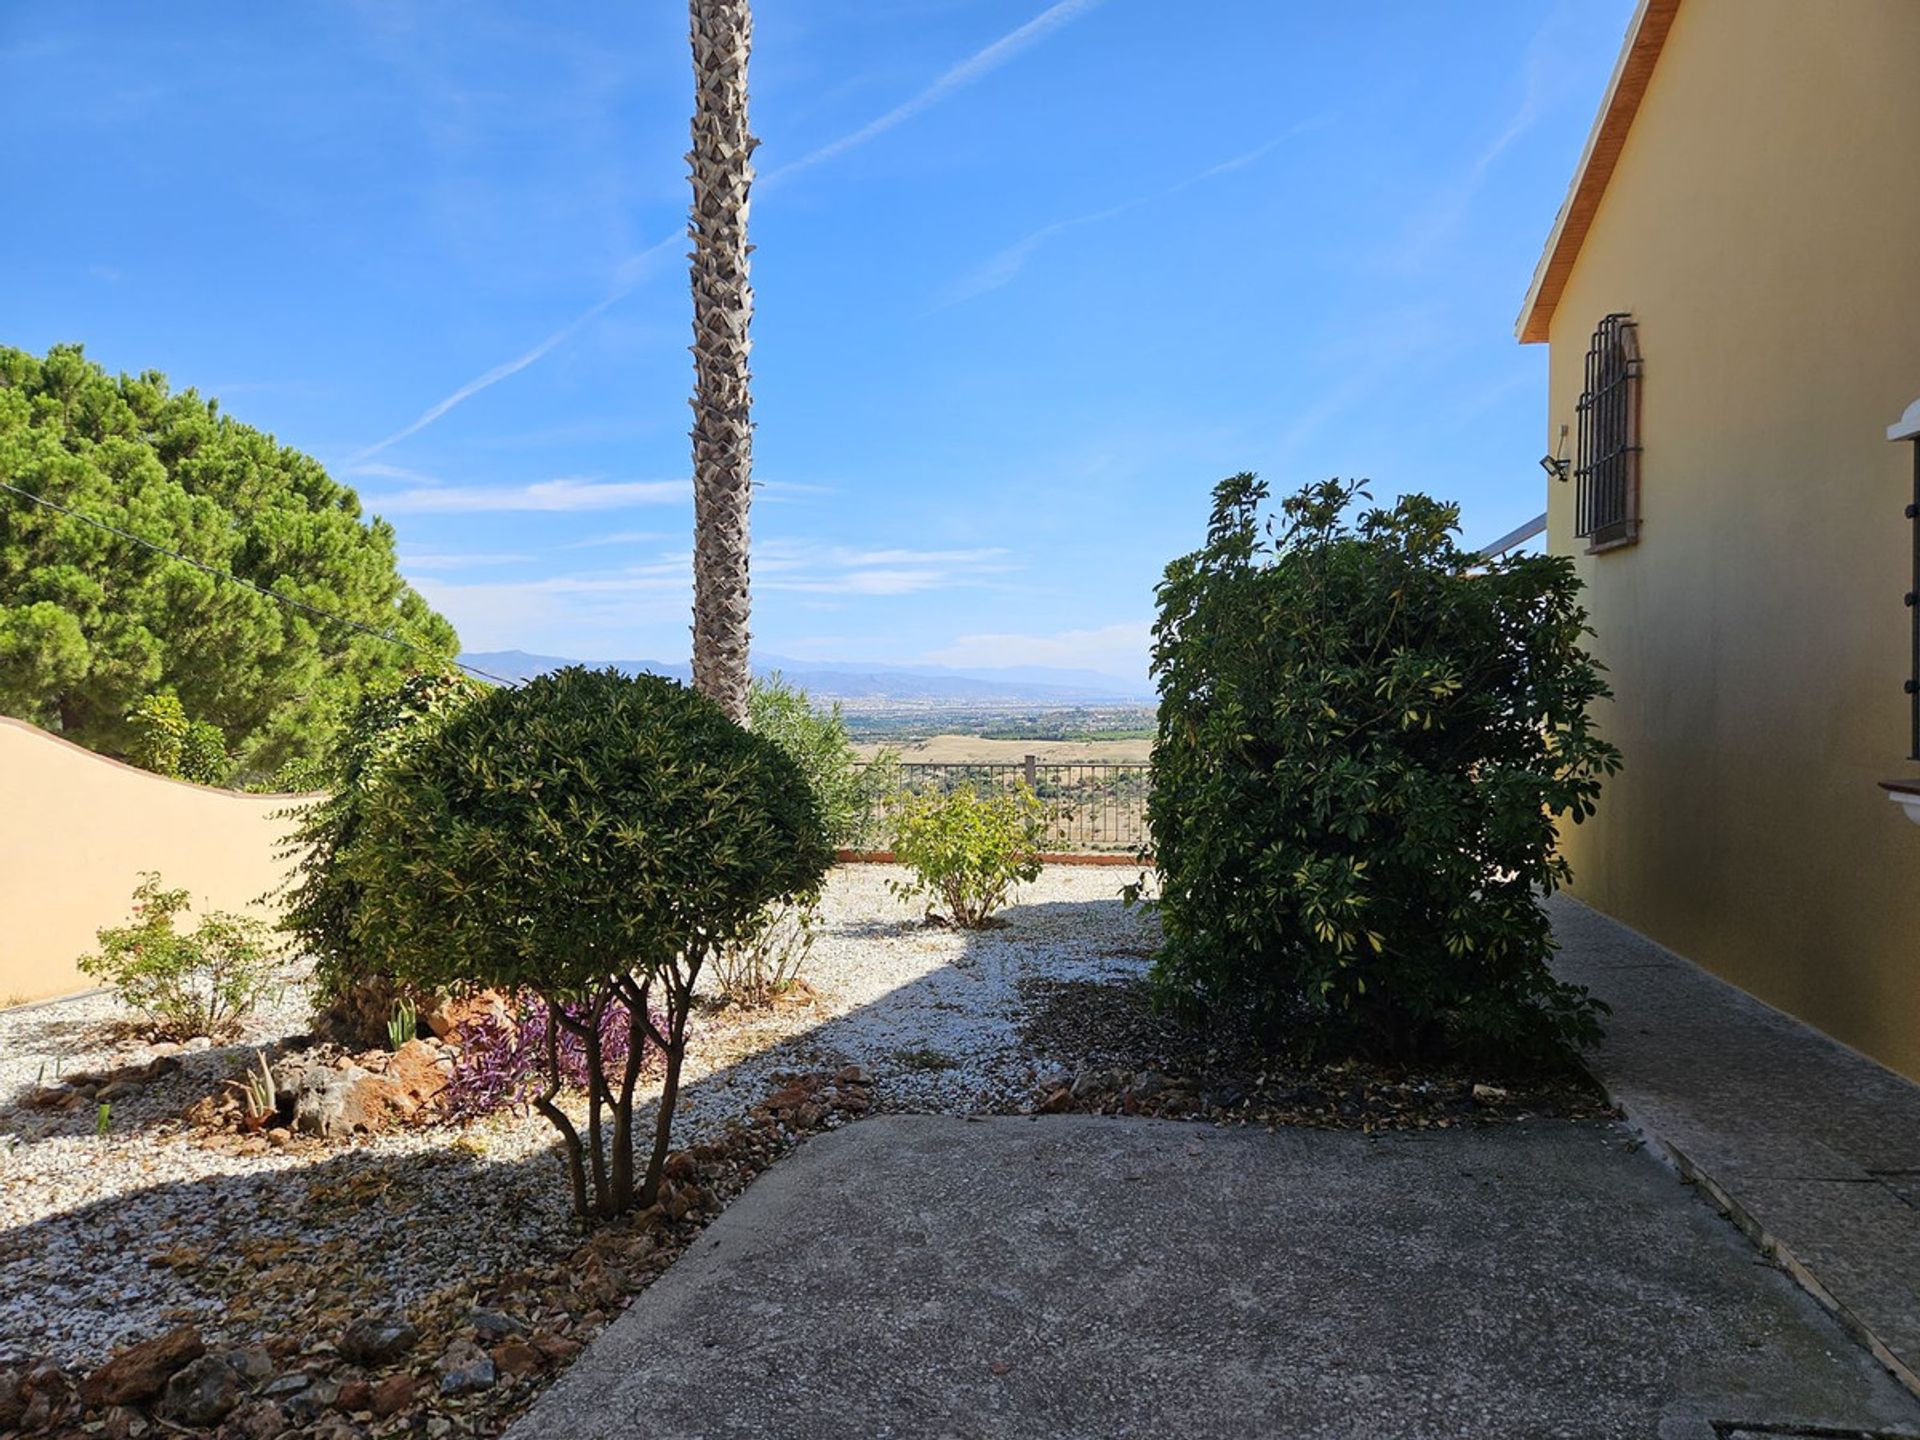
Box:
[687,0,757,726]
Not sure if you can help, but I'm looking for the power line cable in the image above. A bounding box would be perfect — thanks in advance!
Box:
[0,477,517,687]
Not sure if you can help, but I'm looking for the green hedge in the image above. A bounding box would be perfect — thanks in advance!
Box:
[1142,475,1620,1065]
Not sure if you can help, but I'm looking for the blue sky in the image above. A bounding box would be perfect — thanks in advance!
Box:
[3,0,1633,685]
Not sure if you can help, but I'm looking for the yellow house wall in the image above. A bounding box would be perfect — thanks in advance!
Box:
[1544,0,1920,1077]
[0,717,308,1005]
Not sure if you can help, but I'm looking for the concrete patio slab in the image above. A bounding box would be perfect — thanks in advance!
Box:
[507,1115,1920,1439]
[1550,894,1920,1394]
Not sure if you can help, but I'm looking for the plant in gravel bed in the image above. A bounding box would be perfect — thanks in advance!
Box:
[387,996,417,1052]
[749,673,900,848]
[277,667,480,1048]
[710,894,820,1007]
[443,990,665,1123]
[887,783,1046,928]
[1140,475,1621,1067]
[348,667,832,1218]
[78,874,279,1041]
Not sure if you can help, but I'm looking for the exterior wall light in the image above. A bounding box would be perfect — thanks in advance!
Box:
[1539,424,1571,482]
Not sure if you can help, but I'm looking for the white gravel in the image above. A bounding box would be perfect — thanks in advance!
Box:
[0,865,1155,1370]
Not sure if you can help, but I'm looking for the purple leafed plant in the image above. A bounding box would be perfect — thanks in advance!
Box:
[443,991,665,1123]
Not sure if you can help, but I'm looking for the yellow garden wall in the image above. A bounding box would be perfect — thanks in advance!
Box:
[0,716,310,1004]
[1541,0,1920,1076]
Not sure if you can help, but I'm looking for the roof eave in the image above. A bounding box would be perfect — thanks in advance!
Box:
[1515,0,1683,344]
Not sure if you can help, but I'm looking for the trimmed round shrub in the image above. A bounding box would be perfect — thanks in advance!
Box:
[347,666,831,1217]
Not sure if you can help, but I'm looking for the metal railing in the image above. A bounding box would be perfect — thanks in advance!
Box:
[859,757,1150,853]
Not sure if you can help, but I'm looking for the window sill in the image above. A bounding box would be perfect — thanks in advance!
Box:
[1878,777,1920,825]
[1584,527,1640,556]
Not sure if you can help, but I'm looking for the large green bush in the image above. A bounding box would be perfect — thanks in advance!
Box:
[748,673,898,847]
[0,343,457,777]
[1142,475,1620,1064]
[346,667,832,1217]
[278,668,478,1045]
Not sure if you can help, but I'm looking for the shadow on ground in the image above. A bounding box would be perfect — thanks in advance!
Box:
[4,885,1917,1439]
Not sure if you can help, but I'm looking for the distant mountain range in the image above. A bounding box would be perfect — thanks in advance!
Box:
[458,650,1154,704]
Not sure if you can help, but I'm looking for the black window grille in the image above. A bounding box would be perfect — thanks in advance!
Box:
[1574,312,1643,549]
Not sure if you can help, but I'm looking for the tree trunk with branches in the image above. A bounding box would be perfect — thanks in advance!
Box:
[687,0,757,726]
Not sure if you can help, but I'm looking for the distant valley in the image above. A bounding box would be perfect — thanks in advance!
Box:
[458,649,1155,706]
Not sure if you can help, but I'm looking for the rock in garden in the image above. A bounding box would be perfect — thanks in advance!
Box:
[158,1354,240,1427]
[422,990,510,1041]
[339,1314,419,1365]
[0,1368,23,1429]
[285,1378,341,1425]
[469,1308,522,1339]
[230,1399,290,1440]
[335,1378,372,1412]
[370,1373,417,1418]
[490,1340,543,1377]
[382,1039,451,1115]
[436,1340,496,1395]
[1131,1070,1171,1100]
[230,1345,275,1383]
[82,1325,204,1406]
[288,1061,390,1137]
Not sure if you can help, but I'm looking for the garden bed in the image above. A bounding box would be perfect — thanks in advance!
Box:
[0,866,1150,1436]
[0,865,1603,1438]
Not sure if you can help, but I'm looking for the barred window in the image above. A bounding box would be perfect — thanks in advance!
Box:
[1574,312,1642,549]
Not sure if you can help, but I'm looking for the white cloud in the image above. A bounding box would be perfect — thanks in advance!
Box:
[564,528,673,549]
[397,550,534,569]
[922,620,1151,682]
[367,477,689,514]
[757,540,1014,596]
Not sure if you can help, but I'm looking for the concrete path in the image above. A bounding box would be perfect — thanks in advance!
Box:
[508,1115,1920,1439]
[1550,895,1920,1396]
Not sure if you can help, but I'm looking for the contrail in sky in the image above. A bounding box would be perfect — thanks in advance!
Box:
[348,0,1110,463]
[762,0,1110,187]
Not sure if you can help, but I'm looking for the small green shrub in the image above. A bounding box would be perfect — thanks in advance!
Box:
[79,874,279,1040]
[711,896,820,1007]
[125,694,229,785]
[889,784,1045,927]
[749,673,899,847]
[179,719,229,785]
[125,693,189,776]
[387,997,418,1052]
[1142,474,1621,1066]
[346,667,832,1218]
[239,1050,277,1122]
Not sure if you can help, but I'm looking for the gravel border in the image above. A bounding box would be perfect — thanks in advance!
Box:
[0,865,1153,1371]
